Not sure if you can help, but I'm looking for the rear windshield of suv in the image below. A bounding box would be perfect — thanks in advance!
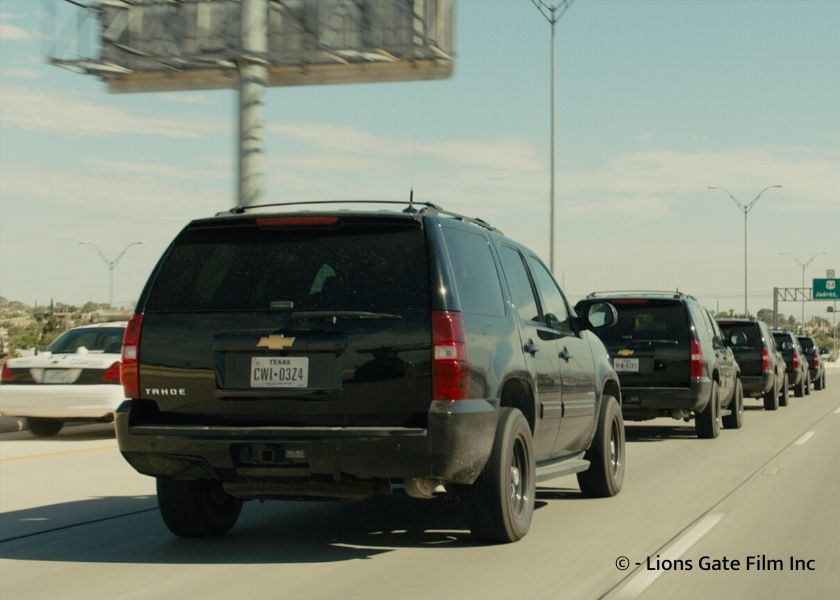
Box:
[718,322,764,349]
[798,337,815,352]
[145,220,430,312]
[580,299,690,344]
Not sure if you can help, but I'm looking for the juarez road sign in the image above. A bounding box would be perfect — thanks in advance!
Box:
[813,278,840,300]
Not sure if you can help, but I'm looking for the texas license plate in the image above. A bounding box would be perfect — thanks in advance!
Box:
[613,358,639,373]
[250,357,309,388]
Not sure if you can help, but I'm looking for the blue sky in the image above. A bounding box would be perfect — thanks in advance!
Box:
[0,0,838,321]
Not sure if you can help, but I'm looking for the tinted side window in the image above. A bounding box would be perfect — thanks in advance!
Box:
[526,255,570,332]
[441,228,505,317]
[688,302,713,340]
[499,247,540,323]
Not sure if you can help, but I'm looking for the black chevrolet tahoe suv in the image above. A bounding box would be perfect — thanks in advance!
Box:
[772,331,810,397]
[717,318,788,410]
[575,291,742,438]
[797,335,826,391]
[116,201,625,543]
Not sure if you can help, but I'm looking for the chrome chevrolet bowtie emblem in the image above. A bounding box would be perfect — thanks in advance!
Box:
[617,349,634,357]
[257,335,296,350]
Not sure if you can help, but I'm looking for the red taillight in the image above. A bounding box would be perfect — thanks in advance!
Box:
[432,310,470,401]
[813,353,820,369]
[1,363,14,383]
[256,216,339,227]
[101,361,122,383]
[792,350,800,371]
[690,339,704,379]
[121,313,144,398]
[761,346,771,374]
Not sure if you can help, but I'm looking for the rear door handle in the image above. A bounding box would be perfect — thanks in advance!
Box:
[559,347,571,361]
[524,340,539,355]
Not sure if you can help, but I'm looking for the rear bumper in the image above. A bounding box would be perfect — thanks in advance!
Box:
[618,378,712,420]
[116,398,499,493]
[0,385,124,419]
[741,373,774,398]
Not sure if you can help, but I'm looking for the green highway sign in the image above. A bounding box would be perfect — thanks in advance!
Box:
[813,278,840,300]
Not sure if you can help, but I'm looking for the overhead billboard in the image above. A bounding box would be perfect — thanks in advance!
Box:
[51,0,454,93]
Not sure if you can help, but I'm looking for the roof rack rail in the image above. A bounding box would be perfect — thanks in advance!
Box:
[217,200,443,216]
[586,290,694,300]
[215,200,503,234]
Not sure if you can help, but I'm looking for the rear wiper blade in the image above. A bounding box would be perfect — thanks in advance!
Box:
[293,311,403,322]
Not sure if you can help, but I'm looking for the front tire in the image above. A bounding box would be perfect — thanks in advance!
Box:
[722,379,744,430]
[695,381,720,439]
[156,478,242,538]
[465,407,535,544]
[778,375,789,407]
[27,418,63,437]
[577,395,625,497]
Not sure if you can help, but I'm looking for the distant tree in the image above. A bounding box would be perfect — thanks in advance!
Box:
[756,309,775,325]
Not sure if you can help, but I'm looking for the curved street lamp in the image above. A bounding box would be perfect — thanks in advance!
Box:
[707,184,782,316]
[780,251,826,333]
[79,240,145,307]
[530,0,574,273]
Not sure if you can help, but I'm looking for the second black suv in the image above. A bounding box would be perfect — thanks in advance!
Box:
[717,318,788,409]
[116,201,625,544]
[576,292,742,438]
[797,335,826,391]
[771,331,809,397]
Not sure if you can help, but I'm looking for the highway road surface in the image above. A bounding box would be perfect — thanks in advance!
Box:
[1,369,838,600]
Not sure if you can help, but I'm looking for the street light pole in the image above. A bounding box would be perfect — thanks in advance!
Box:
[780,251,826,334]
[531,0,574,274]
[79,241,145,307]
[707,185,782,316]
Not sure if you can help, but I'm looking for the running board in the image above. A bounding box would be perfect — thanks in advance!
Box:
[535,453,590,483]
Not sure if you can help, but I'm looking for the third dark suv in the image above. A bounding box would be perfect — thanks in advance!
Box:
[576,292,742,438]
[717,318,788,410]
[797,335,826,391]
[115,201,625,544]
[772,331,809,397]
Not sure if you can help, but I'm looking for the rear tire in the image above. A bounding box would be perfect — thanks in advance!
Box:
[577,395,625,497]
[27,418,63,437]
[465,407,535,544]
[804,374,811,395]
[695,382,720,439]
[722,379,744,430]
[778,375,789,407]
[795,373,805,397]
[764,378,780,411]
[156,478,242,538]
[814,371,824,391]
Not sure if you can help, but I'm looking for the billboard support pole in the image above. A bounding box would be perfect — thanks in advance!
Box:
[238,0,268,208]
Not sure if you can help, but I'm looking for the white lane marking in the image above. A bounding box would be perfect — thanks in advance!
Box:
[607,513,724,600]
[794,431,815,446]
[762,466,779,476]
[833,407,840,415]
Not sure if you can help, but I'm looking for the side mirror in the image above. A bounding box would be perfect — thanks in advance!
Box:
[586,302,618,329]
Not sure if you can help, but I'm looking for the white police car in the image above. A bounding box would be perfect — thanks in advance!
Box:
[0,322,127,436]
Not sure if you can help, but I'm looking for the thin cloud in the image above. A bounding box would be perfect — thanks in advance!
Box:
[0,85,223,138]
[0,24,29,41]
